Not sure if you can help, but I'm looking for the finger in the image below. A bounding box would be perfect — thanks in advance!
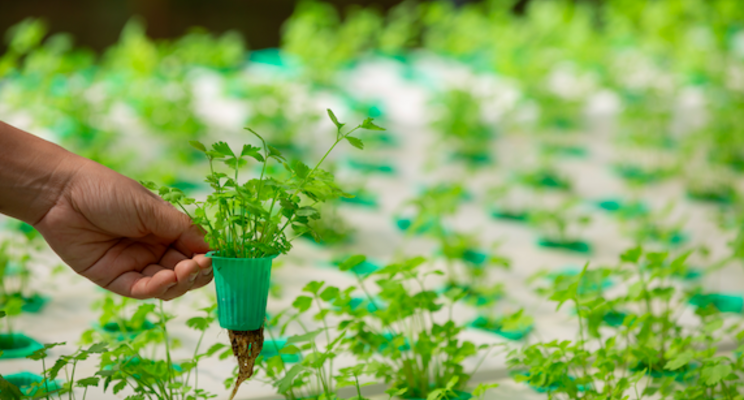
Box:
[159,248,189,270]
[160,258,201,300]
[189,254,213,289]
[172,224,210,257]
[109,269,178,299]
[140,196,209,256]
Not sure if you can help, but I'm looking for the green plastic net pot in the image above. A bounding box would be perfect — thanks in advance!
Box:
[0,333,43,359]
[207,252,274,331]
[3,371,62,396]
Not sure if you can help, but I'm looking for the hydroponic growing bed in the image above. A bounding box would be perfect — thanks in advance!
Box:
[1,1,744,399]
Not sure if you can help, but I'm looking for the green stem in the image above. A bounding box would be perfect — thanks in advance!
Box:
[159,301,174,400]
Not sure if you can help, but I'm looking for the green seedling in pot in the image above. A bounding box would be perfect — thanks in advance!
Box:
[12,341,107,399]
[281,2,382,85]
[509,248,744,398]
[517,166,572,192]
[237,281,375,400]
[438,232,511,306]
[81,294,157,343]
[97,302,219,400]
[685,169,738,205]
[617,91,675,151]
[470,309,534,341]
[0,229,53,314]
[532,91,583,132]
[431,88,494,167]
[622,202,688,249]
[395,183,466,238]
[529,199,592,253]
[145,109,383,400]
[338,255,498,400]
[487,184,533,222]
[0,297,39,359]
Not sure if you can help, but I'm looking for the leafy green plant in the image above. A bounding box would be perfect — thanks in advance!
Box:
[396,184,466,238]
[1,296,23,337]
[97,302,218,400]
[487,184,534,222]
[686,169,738,205]
[509,249,744,399]
[529,199,592,253]
[438,232,510,307]
[622,203,687,248]
[81,294,157,343]
[339,255,496,399]
[431,88,494,166]
[0,238,37,311]
[145,109,383,258]
[242,280,368,400]
[517,166,573,192]
[17,342,108,400]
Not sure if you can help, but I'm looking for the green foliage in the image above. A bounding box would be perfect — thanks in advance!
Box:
[509,248,744,399]
[145,110,383,258]
[338,256,493,399]
[97,303,218,400]
[431,89,493,165]
[528,198,591,245]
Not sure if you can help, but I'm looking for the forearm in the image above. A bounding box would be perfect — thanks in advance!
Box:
[0,121,83,224]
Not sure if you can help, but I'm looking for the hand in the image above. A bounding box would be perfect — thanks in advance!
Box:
[35,158,213,300]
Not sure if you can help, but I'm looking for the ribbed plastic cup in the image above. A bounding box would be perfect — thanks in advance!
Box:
[207,252,275,331]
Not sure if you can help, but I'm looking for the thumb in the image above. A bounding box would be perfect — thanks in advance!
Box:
[139,195,210,257]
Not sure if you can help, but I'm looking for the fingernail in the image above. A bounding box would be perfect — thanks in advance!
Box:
[202,268,213,276]
[189,272,198,282]
[166,282,177,289]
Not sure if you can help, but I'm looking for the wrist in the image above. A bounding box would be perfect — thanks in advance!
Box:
[0,121,85,224]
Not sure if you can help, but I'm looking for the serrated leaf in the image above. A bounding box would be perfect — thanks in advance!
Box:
[339,255,366,272]
[295,206,320,219]
[278,344,302,354]
[361,117,385,131]
[0,375,22,399]
[86,343,108,354]
[75,377,100,388]
[292,296,313,312]
[268,145,285,160]
[277,364,305,393]
[212,142,235,157]
[702,363,732,386]
[319,286,339,302]
[302,281,324,295]
[664,351,693,371]
[293,160,310,179]
[286,329,323,345]
[186,316,210,331]
[345,136,364,150]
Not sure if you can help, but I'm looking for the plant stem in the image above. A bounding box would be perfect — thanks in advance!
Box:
[159,300,174,400]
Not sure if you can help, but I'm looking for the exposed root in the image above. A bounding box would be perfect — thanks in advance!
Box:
[228,327,264,400]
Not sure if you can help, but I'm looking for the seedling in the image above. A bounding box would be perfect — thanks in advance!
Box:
[81,294,157,344]
[529,199,592,253]
[339,256,497,400]
[431,88,494,166]
[0,234,49,314]
[146,109,383,399]
[395,183,466,238]
[509,249,744,398]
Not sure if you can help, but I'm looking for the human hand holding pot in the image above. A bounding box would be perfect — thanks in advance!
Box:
[0,121,212,300]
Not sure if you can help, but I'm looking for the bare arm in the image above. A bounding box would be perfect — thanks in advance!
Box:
[0,121,213,300]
